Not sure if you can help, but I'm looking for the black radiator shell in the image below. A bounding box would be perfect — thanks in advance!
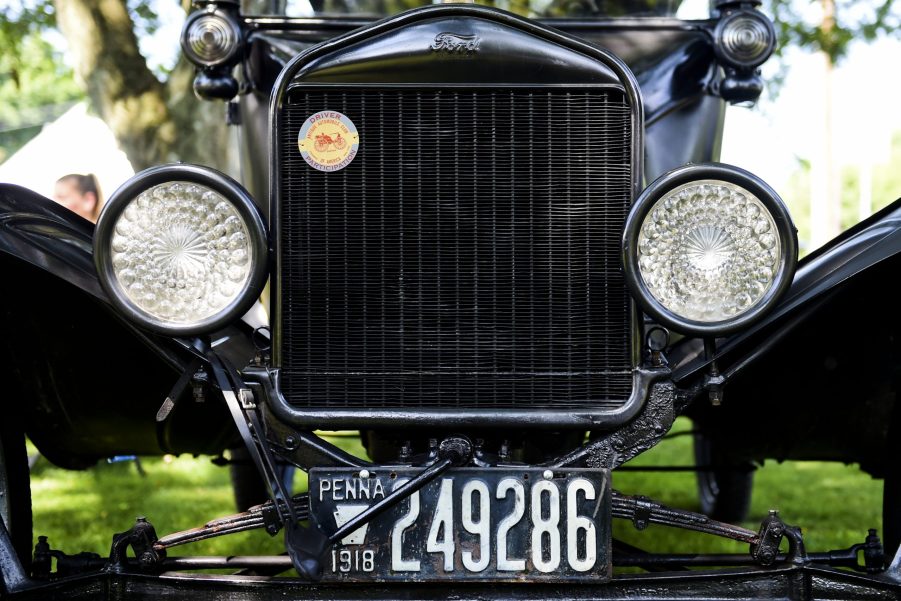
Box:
[269,5,647,427]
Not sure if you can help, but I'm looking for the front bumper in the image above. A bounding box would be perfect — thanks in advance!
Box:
[7,564,901,600]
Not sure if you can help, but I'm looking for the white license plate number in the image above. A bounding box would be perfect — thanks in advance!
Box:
[308,467,611,582]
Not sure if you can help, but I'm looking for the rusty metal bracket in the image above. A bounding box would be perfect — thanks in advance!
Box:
[631,497,654,531]
[550,380,682,469]
[751,510,785,566]
[106,517,165,573]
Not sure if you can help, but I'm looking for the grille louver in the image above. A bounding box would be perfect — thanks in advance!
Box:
[278,88,633,411]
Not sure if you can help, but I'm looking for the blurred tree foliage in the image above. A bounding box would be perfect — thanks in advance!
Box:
[1,0,231,171]
[2,0,898,169]
[51,0,233,171]
[784,131,901,254]
[0,1,83,162]
[761,0,899,96]
[308,0,682,17]
[767,0,898,64]
[761,0,898,247]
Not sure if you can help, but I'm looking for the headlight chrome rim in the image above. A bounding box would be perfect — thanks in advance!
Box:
[94,164,268,337]
[623,163,797,337]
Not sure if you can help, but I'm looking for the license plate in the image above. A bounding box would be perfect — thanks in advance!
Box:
[308,467,611,582]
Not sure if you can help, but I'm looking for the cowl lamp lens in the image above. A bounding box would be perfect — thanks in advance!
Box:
[715,9,776,70]
[181,11,241,68]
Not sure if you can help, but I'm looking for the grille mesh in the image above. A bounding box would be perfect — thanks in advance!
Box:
[278,88,633,410]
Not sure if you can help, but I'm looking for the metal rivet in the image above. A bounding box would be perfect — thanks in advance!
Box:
[359,469,370,479]
[543,470,553,480]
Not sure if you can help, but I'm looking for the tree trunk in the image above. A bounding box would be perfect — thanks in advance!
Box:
[53,0,232,172]
[809,0,841,247]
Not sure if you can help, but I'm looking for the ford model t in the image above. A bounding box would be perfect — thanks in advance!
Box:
[2,0,901,598]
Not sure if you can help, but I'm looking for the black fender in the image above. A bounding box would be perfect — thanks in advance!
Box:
[0,184,240,467]
[0,184,100,298]
[674,197,901,472]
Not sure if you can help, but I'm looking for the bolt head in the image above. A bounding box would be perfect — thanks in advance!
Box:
[359,469,370,479]
[543,470,554,480]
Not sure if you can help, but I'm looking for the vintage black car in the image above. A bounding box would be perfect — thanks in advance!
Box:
[2,0,901,598]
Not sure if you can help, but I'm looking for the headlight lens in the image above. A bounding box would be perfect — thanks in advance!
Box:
[624,164,797,336]
[111,182,252,323]
[95,165,267,336]
[638,180,780,322]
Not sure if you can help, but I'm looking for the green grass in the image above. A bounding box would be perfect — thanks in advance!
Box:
[28,419,883,564]
[612,419,883,556]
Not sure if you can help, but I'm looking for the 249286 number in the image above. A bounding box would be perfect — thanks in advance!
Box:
[390,477,598,573]
[310,467,611,582]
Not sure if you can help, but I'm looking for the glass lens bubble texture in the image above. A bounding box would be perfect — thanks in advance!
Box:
[109,182,253,325]
[637,180,781,323]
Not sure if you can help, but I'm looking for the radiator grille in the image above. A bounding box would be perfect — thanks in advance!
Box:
[278,88,633,410]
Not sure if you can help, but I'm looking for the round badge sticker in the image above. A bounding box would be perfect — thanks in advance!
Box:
[297,111,360,172]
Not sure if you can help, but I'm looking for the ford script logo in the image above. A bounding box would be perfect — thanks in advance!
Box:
[430,32,481,54]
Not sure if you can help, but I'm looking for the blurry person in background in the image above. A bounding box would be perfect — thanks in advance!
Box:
[54,173,102,222]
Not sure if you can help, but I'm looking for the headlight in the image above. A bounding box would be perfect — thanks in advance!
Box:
[181,9,242,68]
[94,164,268,336]
[623,164,797,337]
[714,9,776,70]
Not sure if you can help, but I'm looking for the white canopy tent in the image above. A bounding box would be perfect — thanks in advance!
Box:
[0,102,134,207]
